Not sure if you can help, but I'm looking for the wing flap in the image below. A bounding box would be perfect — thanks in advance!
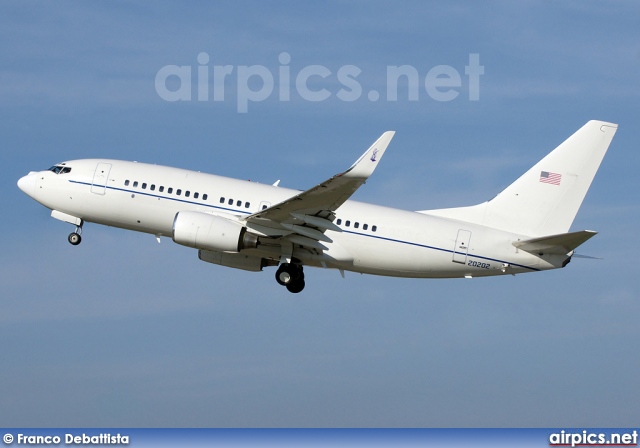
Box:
[290,212,342,232]
[513,230,597,255]
[281,223,333,243]
[285,234,328,251]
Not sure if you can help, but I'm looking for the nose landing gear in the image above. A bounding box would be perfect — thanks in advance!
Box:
[67,222,83,246]
[275,263,305,293]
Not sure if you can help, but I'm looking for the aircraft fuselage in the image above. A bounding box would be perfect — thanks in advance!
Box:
[19,158,560,279]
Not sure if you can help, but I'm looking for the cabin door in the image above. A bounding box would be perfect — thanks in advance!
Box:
[452,229,471,264]
[91,162,112,195]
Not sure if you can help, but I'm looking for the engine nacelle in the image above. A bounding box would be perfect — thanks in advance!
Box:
[198,249,277,272]
[172,211,259,252]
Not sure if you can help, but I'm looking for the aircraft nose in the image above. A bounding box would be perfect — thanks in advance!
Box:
[17,172,37,196]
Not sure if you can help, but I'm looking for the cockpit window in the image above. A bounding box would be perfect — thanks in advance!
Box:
[48,165,72,174]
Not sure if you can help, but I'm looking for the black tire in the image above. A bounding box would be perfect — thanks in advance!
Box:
[276,263,303,286]
[286,279,305,293]
[276,264,294,285]
[68,232,82,245]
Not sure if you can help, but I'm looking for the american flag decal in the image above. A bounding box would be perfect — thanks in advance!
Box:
[539,171,562,185]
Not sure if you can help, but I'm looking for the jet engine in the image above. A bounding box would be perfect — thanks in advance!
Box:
[172,211,258,252]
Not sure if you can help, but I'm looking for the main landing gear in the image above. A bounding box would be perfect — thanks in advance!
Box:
[67,223,83,246]
[275,263,305,293]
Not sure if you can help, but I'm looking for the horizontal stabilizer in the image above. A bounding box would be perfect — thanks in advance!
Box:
[513,230,597,255]
[572,253,602,260]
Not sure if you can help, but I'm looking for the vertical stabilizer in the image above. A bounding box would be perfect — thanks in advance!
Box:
[423,120,618,236]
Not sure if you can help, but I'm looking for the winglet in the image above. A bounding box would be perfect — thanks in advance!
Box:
[342,131,395,179]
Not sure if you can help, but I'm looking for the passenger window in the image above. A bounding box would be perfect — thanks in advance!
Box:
[363,224,368,230]
[336,219,342,225]
[159,186,164,192]
[220,197,225,203]
[245,202,250,208]
[354,222,359,229]
[194,192,199,199]
[176,189,182,196]
[262,204,268,210]
[185,191,190,198]
[142,183,147,189]
[345,220,351,227]
[133,181,138,187]
[228,199,233,205]
[203,194,208,201]
[236,200,241,206]
[125,180,130,186]
[168,187,173,194]
[372,225,377,232]
[150,184,155,191]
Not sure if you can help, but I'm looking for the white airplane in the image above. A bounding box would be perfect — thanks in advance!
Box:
[17,120,617,293]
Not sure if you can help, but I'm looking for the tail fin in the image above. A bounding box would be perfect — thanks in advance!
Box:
[423,120,618,236]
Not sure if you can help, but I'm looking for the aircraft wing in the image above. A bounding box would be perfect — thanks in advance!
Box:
[243,131,394,245]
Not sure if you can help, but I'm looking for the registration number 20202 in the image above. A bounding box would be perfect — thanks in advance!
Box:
[467,260,491,269]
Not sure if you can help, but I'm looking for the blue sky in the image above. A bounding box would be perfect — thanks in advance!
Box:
[2,1,639,427]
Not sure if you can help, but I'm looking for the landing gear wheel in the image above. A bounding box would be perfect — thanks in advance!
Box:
[67,221,83,246]
[275,263,300,286]
[276,263,305,292]
[68,232,82,245]
[286,279,305,293]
